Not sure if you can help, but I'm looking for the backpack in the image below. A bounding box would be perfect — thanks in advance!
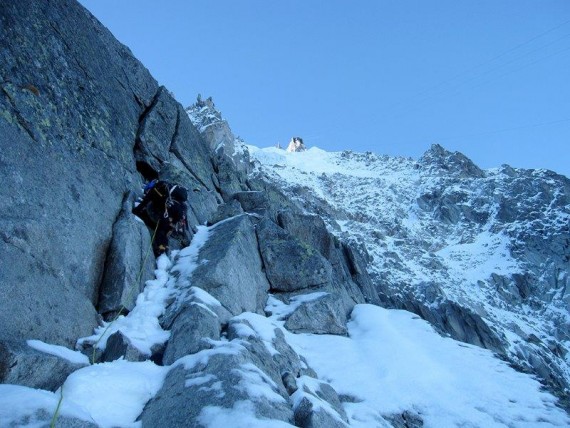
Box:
[147,181,188,203]
[168,184,188,203]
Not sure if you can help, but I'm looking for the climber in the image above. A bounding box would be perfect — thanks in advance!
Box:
[132,179,190,257]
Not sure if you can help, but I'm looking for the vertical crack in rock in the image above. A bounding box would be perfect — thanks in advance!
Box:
[0,86,37,142]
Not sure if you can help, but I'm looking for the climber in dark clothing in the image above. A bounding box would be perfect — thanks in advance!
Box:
[132,179,190,257]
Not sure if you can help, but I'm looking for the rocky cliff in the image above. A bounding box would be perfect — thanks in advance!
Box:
[249,144,570,410]
[1,1,569,427]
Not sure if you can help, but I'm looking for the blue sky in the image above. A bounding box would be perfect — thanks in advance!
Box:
[79,1,570,177]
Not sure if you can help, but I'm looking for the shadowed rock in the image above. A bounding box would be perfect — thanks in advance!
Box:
[256,218,333,292]
[98,192,154,319]
[0,340,87,391]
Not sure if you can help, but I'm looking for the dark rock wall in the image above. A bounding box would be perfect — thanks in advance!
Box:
[0,0,217,346]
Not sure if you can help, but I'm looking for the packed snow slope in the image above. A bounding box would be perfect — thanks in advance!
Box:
[249,144,570,407]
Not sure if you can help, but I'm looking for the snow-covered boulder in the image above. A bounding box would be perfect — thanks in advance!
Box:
[141,341,295,427]
[0,340,88,392]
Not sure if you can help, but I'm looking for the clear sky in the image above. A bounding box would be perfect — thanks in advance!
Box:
[78,0,570,177]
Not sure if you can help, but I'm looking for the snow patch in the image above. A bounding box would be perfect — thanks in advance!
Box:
[78,225,211,356]
[0,385,94,427]
[266,292,329,320]
[77,254,174,355]
[231,363,286,404]
[233,312,283,356]
[287,304,569,427]
[61,360,167,428]
[27,340,89,365]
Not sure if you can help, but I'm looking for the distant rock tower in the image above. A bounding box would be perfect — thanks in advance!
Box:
[286,137,306,152]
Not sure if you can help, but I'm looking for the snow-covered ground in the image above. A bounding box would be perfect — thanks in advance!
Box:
[1,216,569,427]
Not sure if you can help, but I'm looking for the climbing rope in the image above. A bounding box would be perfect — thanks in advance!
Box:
[49,387,64,428]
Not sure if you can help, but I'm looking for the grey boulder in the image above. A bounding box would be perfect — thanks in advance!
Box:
[141,344,294,427]
[162,302,221,365]
[256,218,333,292]
[0,340,87,392]
[284,293,348,336]
[174,215,270,315]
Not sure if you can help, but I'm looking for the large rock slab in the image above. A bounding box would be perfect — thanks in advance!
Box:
[178,215,270,315]
[284,293,348,336]
[275,210,379,306]
[0,0,158,345]
[277,211,335,260]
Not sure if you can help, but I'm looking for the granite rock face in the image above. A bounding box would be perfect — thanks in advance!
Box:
[98,192,155,319]
[256,217,334,292]
[1,0,151,346]
[0,0,218,346]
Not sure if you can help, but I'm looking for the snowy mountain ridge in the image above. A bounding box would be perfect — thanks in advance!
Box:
[248,143,570,407]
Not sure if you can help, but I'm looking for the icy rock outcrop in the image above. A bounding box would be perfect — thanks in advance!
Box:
[178,215,271,316]
[142,341,295,426]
